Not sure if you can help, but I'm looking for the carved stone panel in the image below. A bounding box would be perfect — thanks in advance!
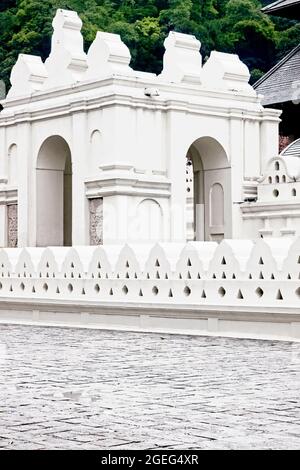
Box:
[89,198,103,245]
[7,204,18,248]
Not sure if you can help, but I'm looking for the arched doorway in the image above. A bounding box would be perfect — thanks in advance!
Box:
[36,136,72,247]
[186,137,230,242]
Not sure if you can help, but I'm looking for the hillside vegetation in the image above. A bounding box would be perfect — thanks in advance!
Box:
[0,0,299,91]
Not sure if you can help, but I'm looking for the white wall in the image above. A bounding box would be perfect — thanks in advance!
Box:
[0,9,282,247]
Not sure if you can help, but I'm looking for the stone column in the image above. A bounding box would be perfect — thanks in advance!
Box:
[260,111,281,173]
[166,110,187,242]
[17,121,32,247]
[72,110,88,245]
[0,204,6,247]
[0,127,7,246]
[229,116,244,239]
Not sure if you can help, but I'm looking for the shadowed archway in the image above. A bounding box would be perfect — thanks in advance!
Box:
[36,136,72,247]
[186,137,230,242]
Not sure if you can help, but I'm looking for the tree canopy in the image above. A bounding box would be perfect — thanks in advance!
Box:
[0,0,299,92]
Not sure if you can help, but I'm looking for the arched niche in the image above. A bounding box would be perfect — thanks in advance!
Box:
[90,129,102,169]
[36,136,72,247]
[133,199,163,242]
[8,143,18,186]
[186,136,229,242]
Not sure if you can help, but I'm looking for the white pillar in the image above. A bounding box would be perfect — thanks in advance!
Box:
[17,122,32,247]
[0,205,6,247]
[229,116,244,239]
[260,112,280,172]
[0,127,7,179]
[166,110,187,242]
[72,111,89,245]
[0,127,7,247]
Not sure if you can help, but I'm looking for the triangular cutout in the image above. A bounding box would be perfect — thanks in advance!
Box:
[187,258,192,267]
[56,287,60,294]
[201,290,206,298]
[237,289,244,299]
[276,289,283,300]
[271,273,275,280]
[109,288,113,296]
[197,273,201,279]
[259,271,264,279]
[32,286,36,293]
[249,273,252,279]
[168,289,173,298]
[259,257,264,265]
[222,272,226,279]
[187,271,191,279]
[287,273,291,280]
[232,273,236,279]
[212,273,216,279]
[221,257,226,265]
[126,261,129,268]
[139,289,143,297]
[82,288,86,295]
[156,271,160,279]
[155,259,160,267]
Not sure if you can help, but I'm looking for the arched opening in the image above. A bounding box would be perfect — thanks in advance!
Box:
[8,144,18,186]
[133,199,163,242]
[36,136,72,247]
[186,137,229,242]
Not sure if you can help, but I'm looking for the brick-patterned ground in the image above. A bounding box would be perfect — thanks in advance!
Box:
[0,324,300,450]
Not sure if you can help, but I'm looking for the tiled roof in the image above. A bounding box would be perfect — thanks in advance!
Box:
[254,44,300,105]
[281,138,300,157]
[262,0,300,19]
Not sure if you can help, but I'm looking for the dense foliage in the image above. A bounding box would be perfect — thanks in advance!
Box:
[0,0,299,92]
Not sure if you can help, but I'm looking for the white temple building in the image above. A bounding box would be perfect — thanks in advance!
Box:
[0,8,299,249]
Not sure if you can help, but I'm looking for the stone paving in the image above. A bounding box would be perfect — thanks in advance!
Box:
[0,324,300,450]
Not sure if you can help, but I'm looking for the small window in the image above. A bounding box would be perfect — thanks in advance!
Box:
[292,188,297,197]
[268,176,272,184]
[275,161,280,171]
[273,189,279,198]
[275,175,279,183]
[282,175,286,183]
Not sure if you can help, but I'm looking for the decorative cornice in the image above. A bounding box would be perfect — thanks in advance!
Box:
[0,75,280,127]
[0,93,281,128]
[85,173,171,199]
[241,201,300,219]
[0,188,18,204]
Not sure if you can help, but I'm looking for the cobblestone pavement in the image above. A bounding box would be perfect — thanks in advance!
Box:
[0,324,300,450]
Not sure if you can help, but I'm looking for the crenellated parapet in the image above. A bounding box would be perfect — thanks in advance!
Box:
[5,8,257,99]
[1,239,300,340]
[0,238,299,302]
